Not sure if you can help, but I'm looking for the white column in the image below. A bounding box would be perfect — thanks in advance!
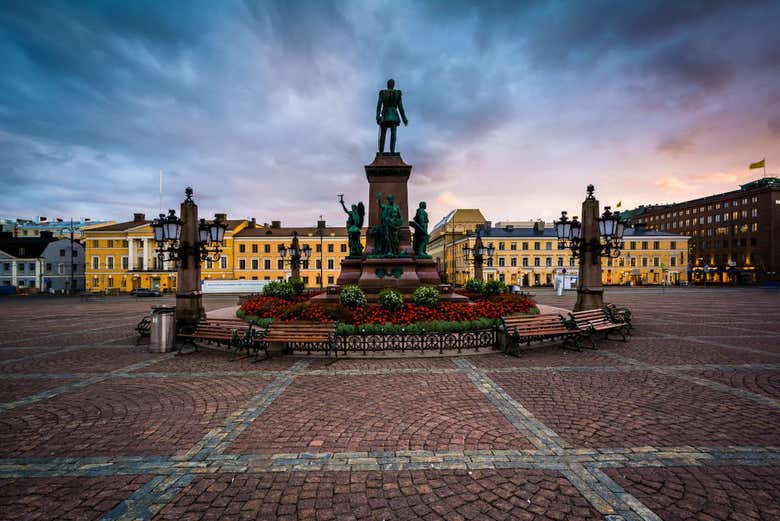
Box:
[128,240,135,270]
[34,260,41,288]
[11,261,17,286]
[143,239,149,270]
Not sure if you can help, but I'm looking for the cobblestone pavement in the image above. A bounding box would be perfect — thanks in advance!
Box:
[0,289,778,520]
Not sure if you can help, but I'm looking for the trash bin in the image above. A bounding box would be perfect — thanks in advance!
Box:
[149,306,176,353]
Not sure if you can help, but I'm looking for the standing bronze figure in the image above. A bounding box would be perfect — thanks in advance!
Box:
[376,78,408,154]
[370,192,403,256]
[339,194,365,257]
[410,201,430,258]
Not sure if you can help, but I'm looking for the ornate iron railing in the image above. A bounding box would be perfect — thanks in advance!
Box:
[286,328,497,356]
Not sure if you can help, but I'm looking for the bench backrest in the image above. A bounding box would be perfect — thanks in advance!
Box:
[570,309,614,327]
[502,314,572,334]
[266,321,336,341]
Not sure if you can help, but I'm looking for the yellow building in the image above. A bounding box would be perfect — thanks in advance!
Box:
[83,215,350,292]
[430,213,689,287]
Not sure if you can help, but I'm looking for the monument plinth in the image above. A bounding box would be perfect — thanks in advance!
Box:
[365,154,412,253]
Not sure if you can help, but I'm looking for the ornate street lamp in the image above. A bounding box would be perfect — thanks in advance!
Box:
[151,191,227,269]
[279,231,311,281]
[462,227,494,282]
[554,185,628,311]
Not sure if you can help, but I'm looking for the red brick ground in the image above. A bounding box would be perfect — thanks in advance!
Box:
[230,373,535,454]
[0,377,76,403]
[599,338,779,365]
[492,370,780,448]
[0,376,273,457]
[688,369,780,399]
[155,470,599,521]
[605,466,780,521]
[0,475,153,521]
[0,347,161,374]
[471,348,623,369]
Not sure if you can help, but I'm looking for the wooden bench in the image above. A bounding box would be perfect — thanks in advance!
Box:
[501,314,592,356]
[604,303,632,331]
[135,316,151,345]
[177,320,266,359]
[569,308,629,342]
[264,321,337,356]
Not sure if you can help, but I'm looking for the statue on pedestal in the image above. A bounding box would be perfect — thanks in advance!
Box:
[410,201,430,258]
[376,79,408,154]
[370,192,403,256]
[339,194,365,257]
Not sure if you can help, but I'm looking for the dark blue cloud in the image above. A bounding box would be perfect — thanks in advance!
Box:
[1,0,778,224]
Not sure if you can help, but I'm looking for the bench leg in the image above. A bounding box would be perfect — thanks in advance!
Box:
[176,338,197,356]
[560,335,581,352]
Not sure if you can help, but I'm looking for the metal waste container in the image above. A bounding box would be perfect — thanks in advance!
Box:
[149,306,176,353]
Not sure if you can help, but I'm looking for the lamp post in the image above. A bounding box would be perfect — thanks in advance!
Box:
[278,231,311,281]
[151,187,227,328]
[554,185,626,311]
[462,227,495,282]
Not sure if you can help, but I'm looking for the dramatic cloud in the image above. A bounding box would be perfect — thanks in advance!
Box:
[1,0,778,226]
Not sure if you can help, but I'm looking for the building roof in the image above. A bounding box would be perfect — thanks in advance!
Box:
[88,220,150,232]
[234,226,348,238]
[431,209,486,233]
[471,225,685,240]
[0,236,56,258]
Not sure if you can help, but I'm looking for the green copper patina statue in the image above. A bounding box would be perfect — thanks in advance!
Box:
[370,192,403,256]
[410,201,430,257]
[339,194,365,257]
[376,78,408,154]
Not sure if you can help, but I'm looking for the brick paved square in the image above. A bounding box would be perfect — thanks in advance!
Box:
[636,323,760,338]
[0,475,153,521]
[604,466,780,521]
[0,376,273,457]
[133,348,301,373]
[231,373,535,454]
[602,338,779,365]
[713,336,780,354]
[0,377,76,403]
[492,370,780,448]
[315,357,457,371]
[471,348,623,369]
[687,369,780,399]
[0,346,161,374]
[155,470,599,520]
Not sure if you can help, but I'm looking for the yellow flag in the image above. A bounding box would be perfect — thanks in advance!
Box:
[749,159,765,169]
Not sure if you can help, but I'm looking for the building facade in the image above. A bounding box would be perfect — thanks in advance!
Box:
[431,214,689,287]
[0,217,113,239]
[83,215,351,292]
[627,177,779,283]
[0,232,85,292]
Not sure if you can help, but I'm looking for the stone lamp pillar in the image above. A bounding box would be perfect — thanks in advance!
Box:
[175,192,204,327]
[574,190,604,311]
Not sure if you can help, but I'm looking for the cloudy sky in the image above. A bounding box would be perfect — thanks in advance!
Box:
[1,0,778,227]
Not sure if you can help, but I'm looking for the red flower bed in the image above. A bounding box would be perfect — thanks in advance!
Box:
[239,294,536,326]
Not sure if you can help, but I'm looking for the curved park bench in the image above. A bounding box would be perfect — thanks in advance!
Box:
[500,314,592,356]
[569,308,630,342]
[135,316,151,345]
[177,319,266,359]
[605,303,633,331]
[264,321,337,357]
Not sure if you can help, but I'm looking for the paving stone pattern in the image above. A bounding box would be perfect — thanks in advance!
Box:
[0,289,777,520]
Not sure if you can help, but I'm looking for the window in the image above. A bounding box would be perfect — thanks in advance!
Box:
[107,240,114,248]
[642,241,648,250]
[498,257,505,267]
[327,259,334,269]
[751,223,758,232]
[534,242,540,250]
[510,242,517,251]
[557,257,564,267]
[302,260,309,269]
[670,241,676,250]
[510,257,517,267]
[220,257,228,269]
[316,244,322,253]
[545,242,552,250]
[569,257,575,267]
[252,244,258,253]
[206,258,213,269]
[277,259,284,269]
[122,240,128,247]
[2,263,8,271]
[533,257,540,267]
[327,275,334,284]
[522,242,528,250]
[238,259,246,270]
[545,257,552,267]
[652,241,659,249]
[642,257,648,267]
[251,259,259,270]
[264,259,271,270]
[92,257,99,269]
[316,259,322,269]
[58,263,65,274]
[630,257,637,267]
[629,241,636,249]
[670,257,677,267]
[92,240,99,248]
[751,208,758,217]
[239,244,246,253]
[122,257,128,269]
[340,244,347,253]
[302,276,309,284]
[327,244,334,253]
[106,257,114,269]
[522,257,529,267]
[59,249,65,257]
[653,257,660,267]
[498,242,505,251]
[264,244,271,253]
[46,263,52,272]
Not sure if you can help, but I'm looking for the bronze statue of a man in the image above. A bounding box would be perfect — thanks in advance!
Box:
[376,78,408,154]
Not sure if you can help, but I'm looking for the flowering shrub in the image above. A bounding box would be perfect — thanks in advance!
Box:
[464,279,484,293]
[378,288,404,311]
[412,286,439,308]
[239,293,537,329]
[339,285,367,308]
[288,278,305,295]
[263,281,296,300]
[483,280,508,296]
